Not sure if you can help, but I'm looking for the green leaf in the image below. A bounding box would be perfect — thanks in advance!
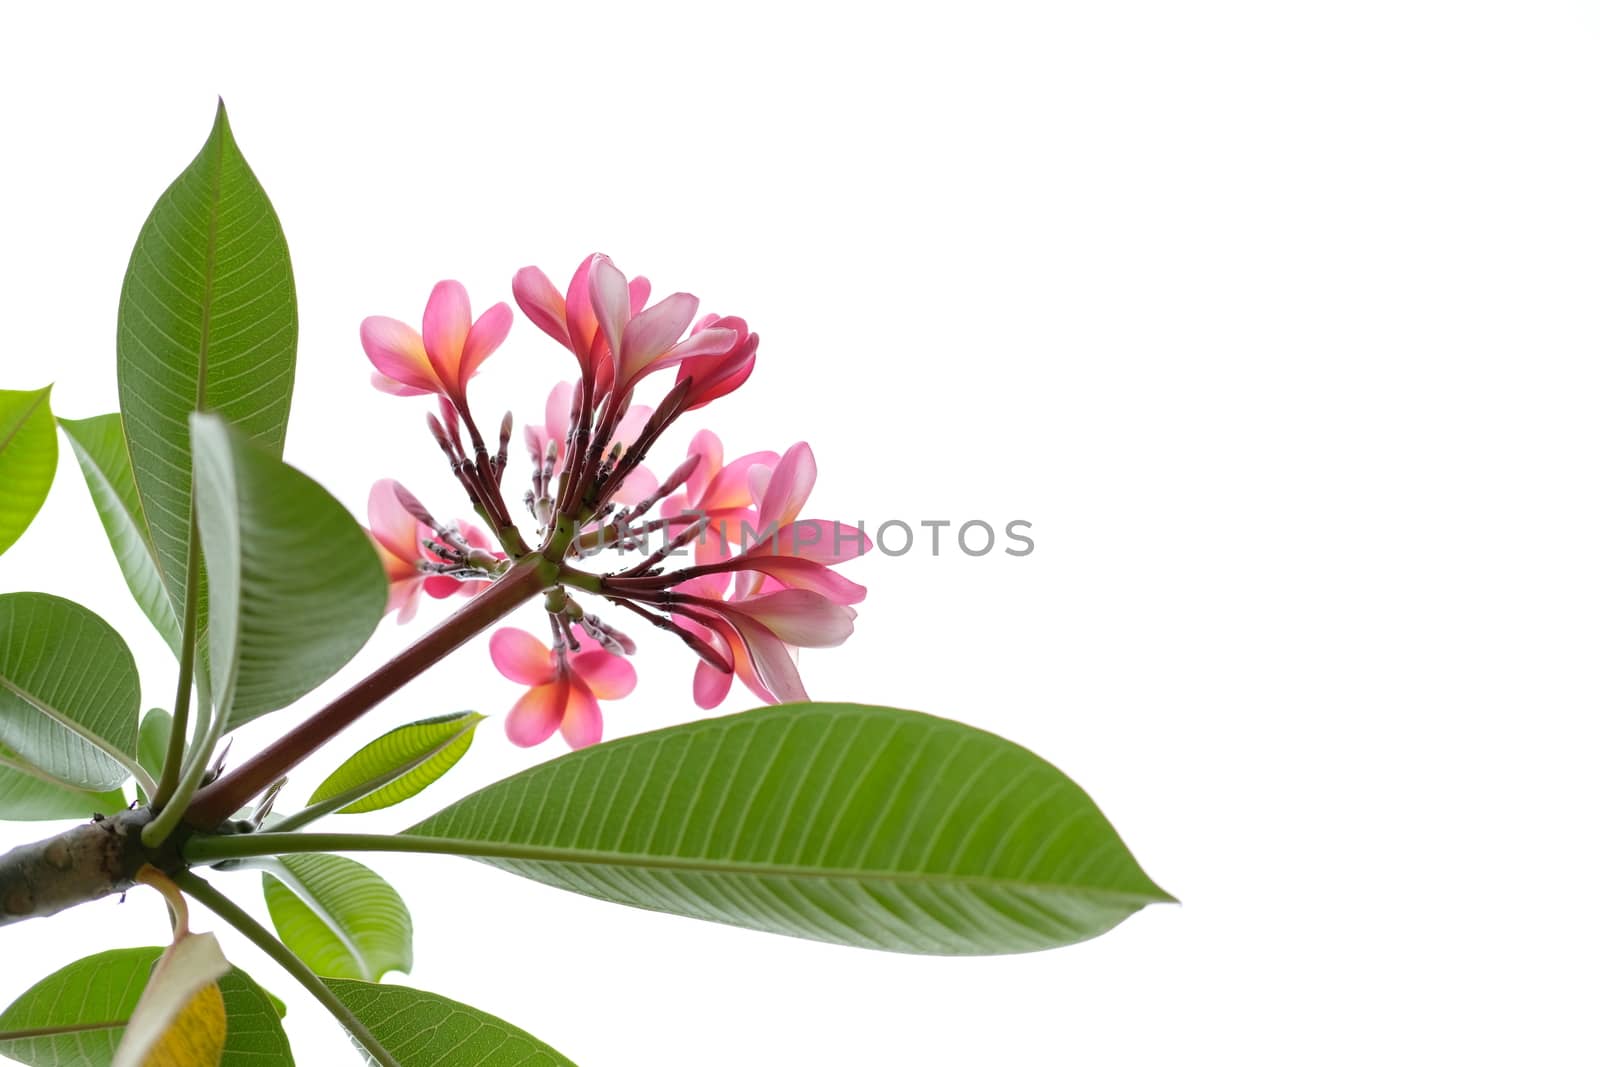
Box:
[135,709,173,806]
[116,101,297,634]
[0,593,141,791]
[0,387,57,558]
[190,414,385,729]
[407,702,1172,955]
[0,745,126,822]
[324,981,576,1067]
[0,947,294,1066]
[262,854,412,982]
[308,713,485,816]
[58,414,184,655]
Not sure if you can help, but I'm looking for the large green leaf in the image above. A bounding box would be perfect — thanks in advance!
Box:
[261,854,412,982]
[407,702,1172,955]
[308,713,485,816]
[324,981,576,1067]
[0,387,57,558]
[116,101,297,632]
[57,415,183,655]
[0,593,140,791]
[0,948,294,1066]
[0,745,126,822]
[190,414,385,729]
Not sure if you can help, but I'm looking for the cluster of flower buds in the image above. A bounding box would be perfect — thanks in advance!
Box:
[360,256,870,749]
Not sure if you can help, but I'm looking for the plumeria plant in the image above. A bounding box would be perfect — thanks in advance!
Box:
[0,104,1170,1067]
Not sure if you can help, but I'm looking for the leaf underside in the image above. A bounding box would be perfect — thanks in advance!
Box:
[0,387,58,558]
[308,712,485,815]
[262,853,413,982]
[0,593,139,791]
[325,980,576,1067]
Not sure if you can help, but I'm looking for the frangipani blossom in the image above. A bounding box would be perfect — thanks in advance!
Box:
[513,254,740,405]
[673,588,857,708]
[491,627,637,748]
[363,281,512,406]
[662,429,779,569]
[366,480,502,623]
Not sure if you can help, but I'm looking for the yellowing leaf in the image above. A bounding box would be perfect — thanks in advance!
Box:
[140,982,226,1067]
[111,931,229,1067]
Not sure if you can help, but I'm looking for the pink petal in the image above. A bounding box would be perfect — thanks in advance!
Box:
[703,451,781,512]
[422,281,472,389]
[619,292,699,385]
[370,372,432,397]
[755,443,817,534]
[628,276,652,315]
[423,574,461,599]
[572,650,637,699]
[361,317,440,394]
[460,302,512,384]
[685,430,724,502]
[560,683,605,748]
[758,520,874,563]
[693,660,734,709]
[565,255,601,370]
[367,480,421,560]
[392,580,423,624]
[612,403,654,447]
[712,556,867,605]
[612,465,659,507]
[729,615,806,703]
[506,683,565,747]
[544,381,574,440]
[512,266,570,348]
[490,627,557,686]
[732,589,855,647]
[588,256,631,383]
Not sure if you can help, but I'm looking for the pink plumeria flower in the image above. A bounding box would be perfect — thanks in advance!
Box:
[490,627,637,748]
[366,480,501,623]
[524,381,659,507]
[362,280,512,407]
[367,479,429,623]
[673,587,857,708]
[661,430,779,569]
[513,254,740,404]
[732,441,872,597]
[675,314,758,411]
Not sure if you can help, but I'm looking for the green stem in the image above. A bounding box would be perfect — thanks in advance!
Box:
[175,871,401,1067]
[556,565,603,593]
[153,513,203,808]
[142,691,220,847]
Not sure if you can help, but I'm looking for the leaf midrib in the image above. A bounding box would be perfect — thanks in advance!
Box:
[283,834,1171,905]
[0,389,48,456]
[0,676,145,794]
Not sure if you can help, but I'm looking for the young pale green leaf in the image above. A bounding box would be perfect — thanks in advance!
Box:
[190,414,386,729]
[58,414,184,655]
[324,981,577,1067]
[407,702,1173,955]
[0,744,127,821]
[116,101,297,631]
[136,709,174,805]
[0,387,58,558]
[0,593,141,791]
[0,947,295,1067]
[308,713,486,816]
[262,854,413,982]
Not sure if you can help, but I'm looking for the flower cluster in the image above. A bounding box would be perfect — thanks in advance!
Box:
[360,255,869,749]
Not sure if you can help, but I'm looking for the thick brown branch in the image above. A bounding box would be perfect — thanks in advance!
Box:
[0,809,154,928]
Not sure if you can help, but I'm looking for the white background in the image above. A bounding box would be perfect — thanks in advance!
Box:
[1,2,1596,1064]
